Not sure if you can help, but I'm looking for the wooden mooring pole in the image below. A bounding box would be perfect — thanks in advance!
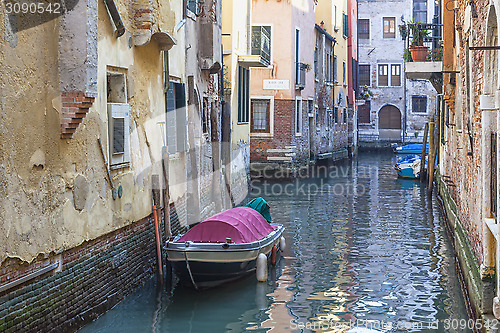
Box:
[152,175,164,283]
[420,123,429,182]
[427,118,436,194]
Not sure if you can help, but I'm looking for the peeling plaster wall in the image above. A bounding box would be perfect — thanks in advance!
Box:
[0,0,177,265]
[0,0,232,267]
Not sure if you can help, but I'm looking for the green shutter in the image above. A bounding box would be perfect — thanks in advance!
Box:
[343,14,349,37]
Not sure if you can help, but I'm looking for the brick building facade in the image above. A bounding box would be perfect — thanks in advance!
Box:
[437,0,500,324]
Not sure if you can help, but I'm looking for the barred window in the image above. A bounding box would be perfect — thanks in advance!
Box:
[359,64,370,87]
[359,19,369,39]
[412,96,427,113]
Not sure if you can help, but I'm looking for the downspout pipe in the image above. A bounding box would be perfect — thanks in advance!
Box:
[103,0,125,37]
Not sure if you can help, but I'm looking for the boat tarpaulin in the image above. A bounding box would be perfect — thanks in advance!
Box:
[177,207,276,244]
[245,197,272,223]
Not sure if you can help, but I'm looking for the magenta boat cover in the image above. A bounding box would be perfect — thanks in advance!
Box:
[177,207,276,244]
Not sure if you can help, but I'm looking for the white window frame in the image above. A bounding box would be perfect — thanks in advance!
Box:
[377,63,402,87]
[106,70,131,169]
[250,96,274,138]
[295,97,303,136]
[382,17,396,39]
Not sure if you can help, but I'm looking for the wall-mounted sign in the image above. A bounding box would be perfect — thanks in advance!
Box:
[263,80,289,90]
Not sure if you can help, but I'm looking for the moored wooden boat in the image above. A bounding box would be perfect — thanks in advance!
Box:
[166,203,284,289]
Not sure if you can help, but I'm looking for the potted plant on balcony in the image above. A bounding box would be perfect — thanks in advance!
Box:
[409,20,430,62]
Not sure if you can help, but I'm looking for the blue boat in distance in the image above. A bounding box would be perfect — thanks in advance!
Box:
[395,154,427,179]
[394,143,429,154]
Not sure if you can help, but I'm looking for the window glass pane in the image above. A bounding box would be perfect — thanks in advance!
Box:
[359,19,369,39]
[383,18,396,38]
[113,118,125,154]
[378,65,388,86]
[252,101,268,131]
[359,65,370,87]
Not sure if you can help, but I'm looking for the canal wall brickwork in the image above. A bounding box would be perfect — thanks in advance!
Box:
[437,174,497,330]
[0,200,196,333]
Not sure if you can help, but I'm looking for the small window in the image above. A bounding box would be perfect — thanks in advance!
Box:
[383,17,396,38]
[187,0,199,14]
[378,64,388,86]
[359,64,370,87]
[314,46,319,79]
[165,81,188,154]
[391,64,401,86]
[334,107,339,124]
[308,99,314,115]
[237,66,250,123]
[342,13,349,38]
[251,100,271,133]
[412,96,427,113]
[359,19,369,39]
[343,61,346,85]
[333,56,338,82]
[202,97,209,134]
[107,71,130,168]
[413,0,427,23]
[326,44,334,83]
[295,98,303,134]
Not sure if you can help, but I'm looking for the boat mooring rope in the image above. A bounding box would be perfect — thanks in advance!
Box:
[184,252,198,290]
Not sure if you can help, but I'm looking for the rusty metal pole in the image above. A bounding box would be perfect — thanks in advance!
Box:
[428,118,435,194]
[420,123,429,181]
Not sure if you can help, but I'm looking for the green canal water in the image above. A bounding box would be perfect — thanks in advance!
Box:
[79,152,471,332]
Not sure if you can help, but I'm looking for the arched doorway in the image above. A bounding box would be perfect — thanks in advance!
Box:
[378,105,401,140]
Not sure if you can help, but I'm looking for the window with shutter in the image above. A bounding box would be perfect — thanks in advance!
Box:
[107,71,130,169]
[108,103,131,168]
[343,13,349,37]
[165,81,177,154]
[174,82,187,152]
[295,98,302,134]
[237,66,250,123]
[391,64,401,86]
[164,82,187,154]
[378,64,389,86]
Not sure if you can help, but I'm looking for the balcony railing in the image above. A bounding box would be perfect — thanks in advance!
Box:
[295,62,307,89]
[400,22,443,62]
[251,26,271,67]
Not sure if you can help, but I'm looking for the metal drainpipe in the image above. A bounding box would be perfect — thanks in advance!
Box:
[247,0,251,55]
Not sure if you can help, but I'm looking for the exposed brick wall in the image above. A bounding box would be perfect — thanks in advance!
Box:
[440,0,489,264]
[251,99,294,162]
[0,208,176,333]
[60,92,94,139]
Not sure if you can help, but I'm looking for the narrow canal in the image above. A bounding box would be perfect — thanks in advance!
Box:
[79,152,471,332]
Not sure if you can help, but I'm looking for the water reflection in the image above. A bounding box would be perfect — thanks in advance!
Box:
[79,152,470,333]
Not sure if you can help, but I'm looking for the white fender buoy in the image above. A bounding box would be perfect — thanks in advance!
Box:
[256,253,268,282]
[280,236,286,252]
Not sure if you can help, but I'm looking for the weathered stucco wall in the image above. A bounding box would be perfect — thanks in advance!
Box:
[0,0,180,265]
